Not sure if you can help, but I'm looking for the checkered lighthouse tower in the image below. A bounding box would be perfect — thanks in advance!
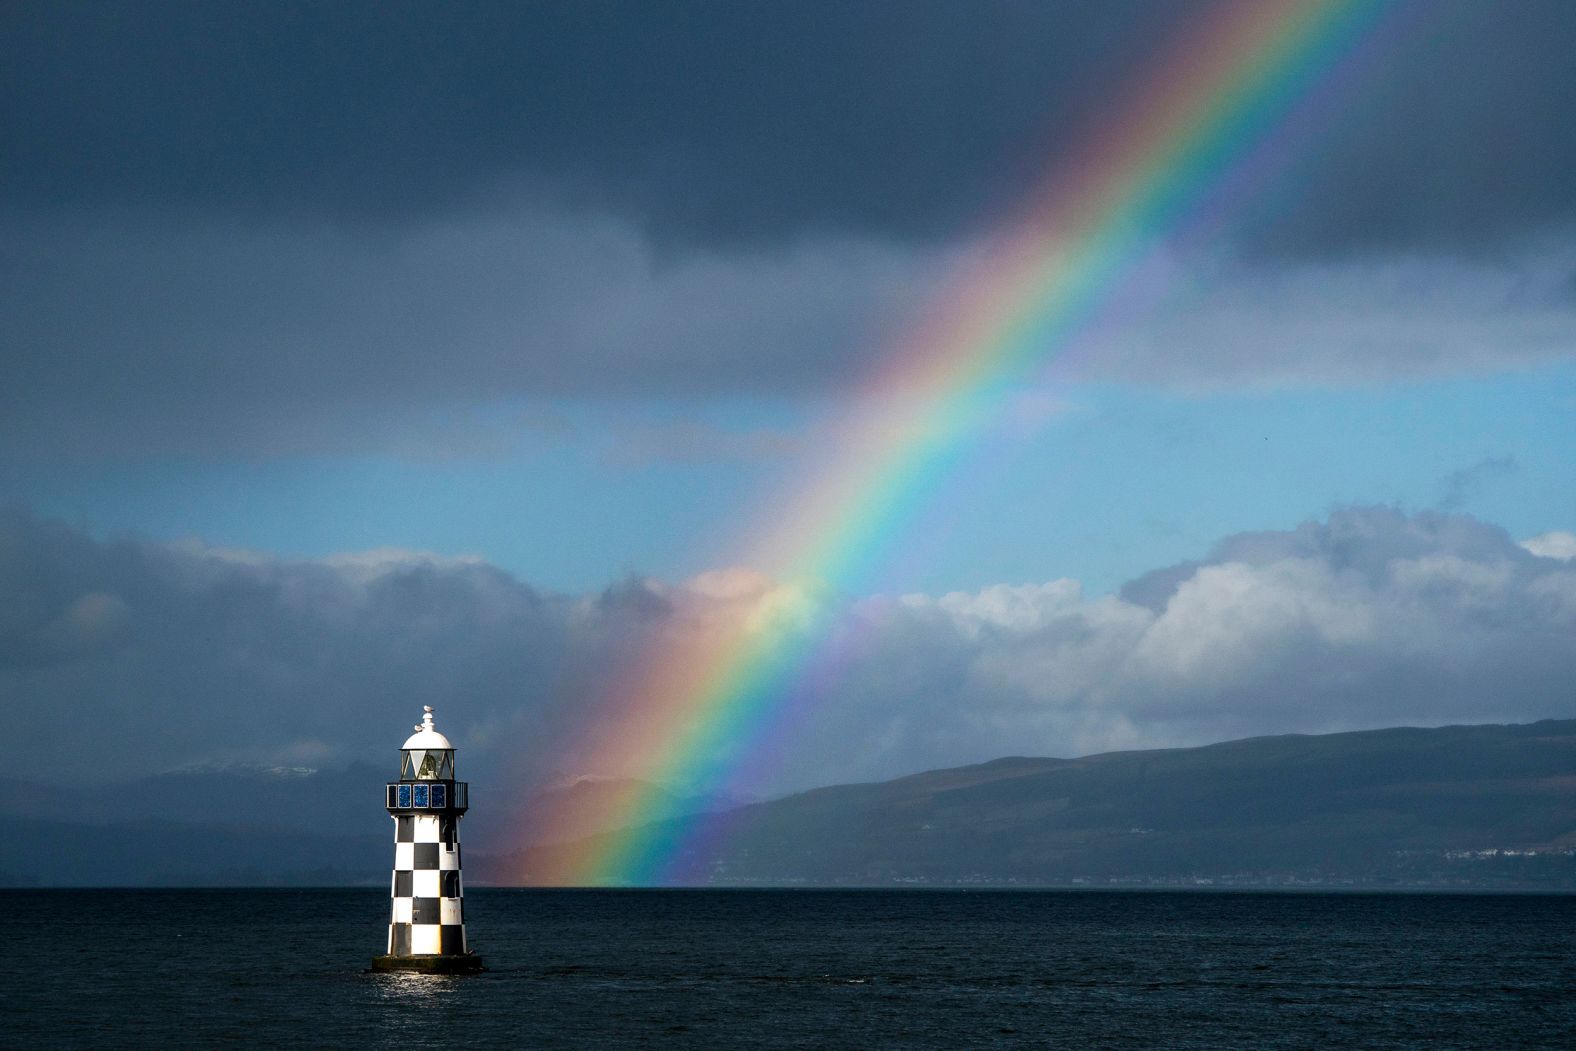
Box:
[371,705,483,973]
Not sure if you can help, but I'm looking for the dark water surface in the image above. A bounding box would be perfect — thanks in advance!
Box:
[11,889,1576,1048]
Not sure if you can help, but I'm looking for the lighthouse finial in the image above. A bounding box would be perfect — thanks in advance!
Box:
[415,705,436,734]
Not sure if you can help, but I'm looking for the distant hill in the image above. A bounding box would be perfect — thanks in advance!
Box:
[3,762,391,834]
[479,720,1576,889]
[1,763,397,885]
[4,818,390,887]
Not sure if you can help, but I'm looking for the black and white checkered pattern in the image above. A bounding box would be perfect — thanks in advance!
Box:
[386,811,467,957]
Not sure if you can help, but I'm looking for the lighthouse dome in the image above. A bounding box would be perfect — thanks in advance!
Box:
[402,726,453,750]
[401,705,453,750]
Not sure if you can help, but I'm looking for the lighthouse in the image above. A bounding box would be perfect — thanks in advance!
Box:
[371,705,483,973]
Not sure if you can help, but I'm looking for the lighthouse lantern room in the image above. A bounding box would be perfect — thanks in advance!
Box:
[371,705,483,974]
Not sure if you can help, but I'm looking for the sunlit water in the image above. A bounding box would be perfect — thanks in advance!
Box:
[11,889,1576,1048]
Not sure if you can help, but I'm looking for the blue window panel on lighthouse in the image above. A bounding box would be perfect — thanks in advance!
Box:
[413,783,430,808]
[386,785,397,808]
[397,784,412,809]
[430,783,446,809]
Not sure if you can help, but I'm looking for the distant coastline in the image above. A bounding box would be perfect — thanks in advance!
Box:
[11,719,1574,890]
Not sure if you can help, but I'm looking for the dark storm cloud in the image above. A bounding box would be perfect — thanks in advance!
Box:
[1245,1,1576,259]
[7,506,1574,797]
[2,0,1190,247]
[0,206,927,457]
[5,1,1576,457]
[6,1,1574,254]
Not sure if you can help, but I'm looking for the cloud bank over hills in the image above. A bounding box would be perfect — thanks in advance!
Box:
[5,506,1571,796]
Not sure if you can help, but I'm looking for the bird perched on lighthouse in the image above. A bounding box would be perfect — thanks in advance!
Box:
[371,705,483,973]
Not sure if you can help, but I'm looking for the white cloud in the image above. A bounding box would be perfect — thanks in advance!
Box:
[788,508,1576,786]
[1522,531,1576,561]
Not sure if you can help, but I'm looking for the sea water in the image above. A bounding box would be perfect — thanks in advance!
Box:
[11,889,1576,1048]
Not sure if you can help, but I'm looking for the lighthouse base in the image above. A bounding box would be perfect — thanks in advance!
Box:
[371,953,485,975]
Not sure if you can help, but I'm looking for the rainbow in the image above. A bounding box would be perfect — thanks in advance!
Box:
[524,0,1405,884]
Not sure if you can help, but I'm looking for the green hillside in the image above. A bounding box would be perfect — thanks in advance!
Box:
[487,720,1576,888]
